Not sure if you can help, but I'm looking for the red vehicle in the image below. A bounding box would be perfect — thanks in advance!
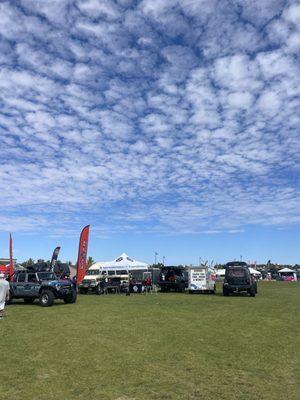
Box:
[0,264,10,277]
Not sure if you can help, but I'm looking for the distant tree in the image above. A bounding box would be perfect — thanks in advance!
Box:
[151,263,164,268]
[21,258,35,267]
[87,256,95,268]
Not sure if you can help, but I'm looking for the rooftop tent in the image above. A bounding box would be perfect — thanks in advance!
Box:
[92,253,149,271]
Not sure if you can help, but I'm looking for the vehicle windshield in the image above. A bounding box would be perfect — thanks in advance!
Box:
[162,268,183,277]
[87,269,100,275]
[226,268,247,277]
[37,272,57,281]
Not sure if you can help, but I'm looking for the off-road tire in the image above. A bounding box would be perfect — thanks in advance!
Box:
[39,290,54,307]
[5,291,13,305]
[64,289,77,303]
[249,287,256,297]
[96,284,104,295]
[223,286,229,296]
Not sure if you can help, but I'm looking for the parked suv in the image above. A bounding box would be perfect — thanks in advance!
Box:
[8,271,77,307]
[223,262,257,297]
[158,266,188,292]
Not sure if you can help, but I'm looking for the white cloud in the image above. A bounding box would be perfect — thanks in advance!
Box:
[283,3,300,25]
[0,0,299,236]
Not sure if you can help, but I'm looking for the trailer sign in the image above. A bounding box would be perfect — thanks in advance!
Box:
[188,267,216,294]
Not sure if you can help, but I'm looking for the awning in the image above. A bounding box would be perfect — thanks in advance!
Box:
[91,253,149,271]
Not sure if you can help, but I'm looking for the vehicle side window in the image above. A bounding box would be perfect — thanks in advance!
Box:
[17,273,26,282]
[108,271,115,276]
[28,273,38,283]
[116,270,126,275]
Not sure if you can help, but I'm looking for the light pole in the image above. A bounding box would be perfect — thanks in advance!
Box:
[199,257,202,266]
[154,252,158,265]
[162,256,165,265]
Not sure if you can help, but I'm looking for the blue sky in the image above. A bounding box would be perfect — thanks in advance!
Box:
[0,0,299,265]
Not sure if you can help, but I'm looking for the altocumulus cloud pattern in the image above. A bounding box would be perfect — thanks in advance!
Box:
[0,0,299,236]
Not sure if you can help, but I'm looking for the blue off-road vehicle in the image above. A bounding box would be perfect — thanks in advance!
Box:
[8,270,77,307]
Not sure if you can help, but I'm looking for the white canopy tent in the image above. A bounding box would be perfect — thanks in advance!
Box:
[249,268,262,276]
[278,268,294,273]
[278,268,297,280]
[91,253,149,271]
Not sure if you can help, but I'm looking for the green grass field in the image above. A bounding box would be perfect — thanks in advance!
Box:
[1,282,299,400]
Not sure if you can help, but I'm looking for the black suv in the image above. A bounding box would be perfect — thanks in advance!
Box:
[158,266,188,292]
[8,271,77,307]
[223,262,257,297]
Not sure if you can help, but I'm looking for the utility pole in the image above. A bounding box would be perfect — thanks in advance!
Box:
[162,256,165,265]
[154,252,158,265]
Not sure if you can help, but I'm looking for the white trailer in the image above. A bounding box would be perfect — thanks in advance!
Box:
[188,266,216,294]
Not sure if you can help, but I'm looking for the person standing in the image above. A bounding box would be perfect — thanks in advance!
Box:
[0,273,10,320]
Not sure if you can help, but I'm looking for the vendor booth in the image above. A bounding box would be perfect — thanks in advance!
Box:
[278,268,297,281]
[216,269,225,280]
[79,253,150,294]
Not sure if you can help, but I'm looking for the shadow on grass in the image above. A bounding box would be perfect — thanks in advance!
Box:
[7,300,69,307]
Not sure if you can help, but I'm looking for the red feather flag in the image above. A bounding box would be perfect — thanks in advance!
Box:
[76,225,90,285]
[9,233,14,281]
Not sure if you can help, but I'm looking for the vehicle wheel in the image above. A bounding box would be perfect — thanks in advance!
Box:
[24,298,35,304]
[79,288,88,294]
[64,289,77,303]
[96,285,104,295]
[255,283,258,294]
[223,286,229,296]
[5,291,13,305]
[39,290,54,307]
[249,287,256,297]
[178,283,185,293]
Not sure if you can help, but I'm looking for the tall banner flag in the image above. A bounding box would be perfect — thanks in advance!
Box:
[50,246,61,272]
[9,233,14,281]
[76,225,90,285]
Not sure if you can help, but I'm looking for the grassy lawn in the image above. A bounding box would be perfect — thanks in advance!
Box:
[1,282,299,400]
